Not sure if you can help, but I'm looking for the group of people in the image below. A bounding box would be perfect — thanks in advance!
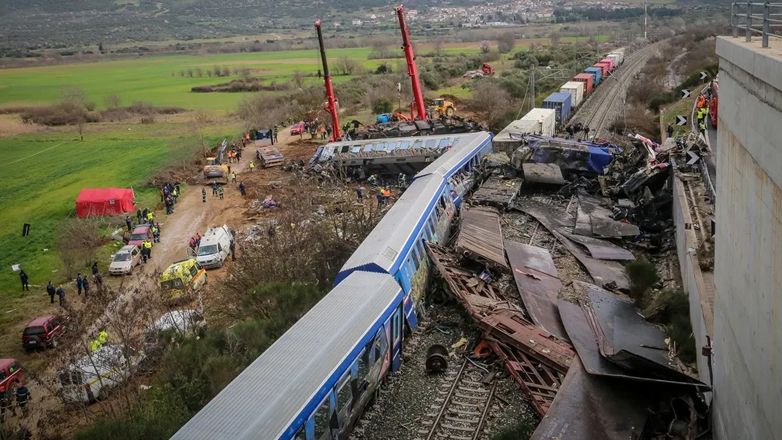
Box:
[189,233,202,253]
[564,122,591,140]
[301,120,333,140]
[0,385,31,423]
[43,262,103,307]
[135,207,156,226]
[226,148,242,163]
[696,91,710,137]
[160,182,181,215]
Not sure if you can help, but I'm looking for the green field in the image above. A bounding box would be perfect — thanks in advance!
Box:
[0,47,480,111]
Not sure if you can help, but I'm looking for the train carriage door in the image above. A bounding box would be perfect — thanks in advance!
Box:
[391,307,403,372]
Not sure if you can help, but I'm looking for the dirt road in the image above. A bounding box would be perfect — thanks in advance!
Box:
[7,129,321,438]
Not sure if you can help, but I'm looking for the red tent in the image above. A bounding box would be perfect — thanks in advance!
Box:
[76,188,135,218]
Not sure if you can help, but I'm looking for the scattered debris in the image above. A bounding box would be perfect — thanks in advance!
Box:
[472,177,521,207]
[522,163,566,185]
[257,146,284,168]
[425,344,449,373]
[457,207,509,269]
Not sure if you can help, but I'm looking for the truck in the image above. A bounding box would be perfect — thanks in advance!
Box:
[22,315,68,350]
[203,139,229,184]
[560,81,585,107]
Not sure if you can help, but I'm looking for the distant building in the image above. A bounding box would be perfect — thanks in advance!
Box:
[352,19,363,26]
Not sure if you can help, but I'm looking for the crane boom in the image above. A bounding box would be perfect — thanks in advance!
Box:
[315,20,341,141]
[395,5,426,120]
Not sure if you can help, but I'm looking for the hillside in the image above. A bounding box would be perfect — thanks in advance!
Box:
[0,0,495,50]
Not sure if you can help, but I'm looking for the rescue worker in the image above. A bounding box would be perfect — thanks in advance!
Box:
[75,273,83,295]
[212,181,218,197]
[667,122,674,138]
[136,208,143,224]
[356,185,364,201]
[273,125,278,143]
[189,237,197,253]
[231,172,237,184]
[143,240,153,261]
[697,93,706,108]
[82,276,89,297]
[699,118,707,137]
[98,330,109,346]
[92,261,99,276]
[55,285,65,307]
[93,272,103,293]
[398,173,407,188]
[146,211,154,225]
[376,190,384,208]
[195,233,201,247]
[202,188,207,203]
[15,386,30,418]
[239,181,246,197]
[151,224,160,243]
[583,126,590,140]
[19,270,29,292]
[383,187,392,205]
[172,187,178,204]
[249,161,255,172]
[46,281,55,304]
[1,389,15,421]
[218,185,224,200]
[229,240,236,262]
[142,207,148,221]
[125,215,132,231]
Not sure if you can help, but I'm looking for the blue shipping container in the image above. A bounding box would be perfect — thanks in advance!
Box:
[542,92,572,124]
[585,67,602,86]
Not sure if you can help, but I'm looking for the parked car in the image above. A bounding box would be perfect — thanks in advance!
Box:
[109,245,142,275]
[290,122,305,135]
[196,225,233,269]
[22,315,68,350]
[0,359,22,393]
[127,225,153,248]
[158,258,208,303]
[59,344,146,403]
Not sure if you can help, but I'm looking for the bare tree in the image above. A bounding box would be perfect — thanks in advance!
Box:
[221,66,231,77]
[104,94,122,109]
[433,38,445,57]
[291,70,306,89]
[195,67,203,78]
[56,218,104,278]
[370,39,390,59]
[187,69,194,78]
[332,56,363,76]
[469,80,510,132]
[480,41,492,54]
[61,86,87,107]
[549,31,561,47]
[497,31,516,54]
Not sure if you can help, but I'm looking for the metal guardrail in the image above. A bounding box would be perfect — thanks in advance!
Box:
[731,2,782,48]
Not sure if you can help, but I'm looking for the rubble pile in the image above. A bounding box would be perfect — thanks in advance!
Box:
[348,116,485,140]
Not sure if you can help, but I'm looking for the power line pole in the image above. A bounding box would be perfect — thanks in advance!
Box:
[644,1,648,40]
[530,67,535,109]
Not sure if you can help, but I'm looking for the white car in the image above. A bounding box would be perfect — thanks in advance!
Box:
[108,245,141,275]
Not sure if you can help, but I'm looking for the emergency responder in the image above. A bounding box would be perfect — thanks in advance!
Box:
[273,125,278,143]
[125,215,132,231]
[667,122,674,138]
[92,261,99,276]
[249,161,255,172]
[93,272,103,293]
[0,389,15,421]
[383,187,392,205]
[151,224,160,243]
[356,185,364,201]
[75,273,83,295]
[146,211,154,225]
[15,386,30,418]
[172,187,178,204]
[218,185,224,199]
[55,285,65,307]
[82,276,89,297]
[212,181,218,197]
[46,282,55,304]
[239,181,246,196]
[143,240,153,261]
[202,188,207,203]
[136,208,143,224]
[699,119,707,137]
[230,239,236,262]
[19,270,29,292]
[231,172,237,184]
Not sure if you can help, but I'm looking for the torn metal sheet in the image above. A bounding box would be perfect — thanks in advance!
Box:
[457,207,509,269]
[479,309,574,373]
[490,340,562,417]
[578,192,640,237]
[586,288,707,387]
[504,240,568,341]
[522,163,565,185]
[551,230,630,292]
[472,176,521,207]
[561,232,635,261]
[426,243,509,308]
[529,357,654,440]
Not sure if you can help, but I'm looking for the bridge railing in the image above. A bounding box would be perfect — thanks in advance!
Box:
[731,2,782,48]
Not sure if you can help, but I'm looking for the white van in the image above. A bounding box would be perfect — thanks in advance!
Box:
[196,225,233,269]
[58,344,145,403]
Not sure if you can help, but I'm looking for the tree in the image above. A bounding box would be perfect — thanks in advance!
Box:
[433,38,444,57]
[105,94,122,110]
[480,41,492,54]
[61,86,87,107]
[497,32,516,54]
[549,31,561,47]
[291,70,305,89]
[372,98,393,114]
[369,40,390,59]
[332,57,362,76]
[195,67,203,78]
[470,80,510,132]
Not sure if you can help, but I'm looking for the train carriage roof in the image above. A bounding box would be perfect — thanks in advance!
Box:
[415,131,493,180]
[337,174,445,282]
[170,272,403,440]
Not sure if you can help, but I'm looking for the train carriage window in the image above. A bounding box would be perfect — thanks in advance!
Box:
[411,244,421,268]
[399,141,410,150]
[363,144,374,152]
[293,428,306,440]
[341,145,350,153]
[452,137,461,147]
[412,140,423,150]
[358,348,369,384]
[425,139,436,149]
[351,145,361,153]
[416,241,426,263]
[312,398,331,440]
[337,373,352,415]
[375,143,386,152]
[387,142,397,151]
[439,138,451,148]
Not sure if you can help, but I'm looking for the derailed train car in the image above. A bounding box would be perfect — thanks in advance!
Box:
[170,131,494,440]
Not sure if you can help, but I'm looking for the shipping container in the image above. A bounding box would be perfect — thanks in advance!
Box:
[594,62,610,77]
[573,73,594,94]
[600,58,615,72]
[542,92,572,125]
[608,49,625,64]
[560,81,585,107]
[584,67,602,86]
[493,119,543,156]
[607,53,622,67]
[521,108,556,136]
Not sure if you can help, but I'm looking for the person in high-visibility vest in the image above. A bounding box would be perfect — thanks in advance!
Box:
[699,119,707,137]
[231,172,237,184]
[143,240,153,261]
[146,211,154,225]
[98,330,108,345]
[249,161,255,172]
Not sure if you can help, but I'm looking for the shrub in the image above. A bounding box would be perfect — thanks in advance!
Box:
[625,259,659,304]
[371,98,393,114]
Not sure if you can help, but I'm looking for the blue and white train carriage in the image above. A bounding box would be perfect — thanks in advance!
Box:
[170,131,494,440]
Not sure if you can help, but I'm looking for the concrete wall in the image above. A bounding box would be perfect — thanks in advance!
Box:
[713,37,782,440]
[671,175,713,383]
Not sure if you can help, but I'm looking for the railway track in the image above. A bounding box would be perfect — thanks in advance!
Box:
[576,43,660,137]
[418,361,497,440]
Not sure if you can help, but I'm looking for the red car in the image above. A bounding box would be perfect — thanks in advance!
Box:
[127,224,153,248]
[0,359,22,393]
[23,315,68,350]
[290,122,305,135]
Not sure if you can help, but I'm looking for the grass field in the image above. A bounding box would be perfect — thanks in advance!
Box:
[0,119,234,296]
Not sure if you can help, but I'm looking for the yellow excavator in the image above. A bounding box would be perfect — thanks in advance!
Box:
[203,139,229,184]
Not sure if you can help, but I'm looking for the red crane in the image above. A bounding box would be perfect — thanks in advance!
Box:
[395,5,426,121]
[315,20,341,142]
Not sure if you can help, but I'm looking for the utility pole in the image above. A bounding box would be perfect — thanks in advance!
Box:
[644,1,648,40]
[530,67,535,109]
